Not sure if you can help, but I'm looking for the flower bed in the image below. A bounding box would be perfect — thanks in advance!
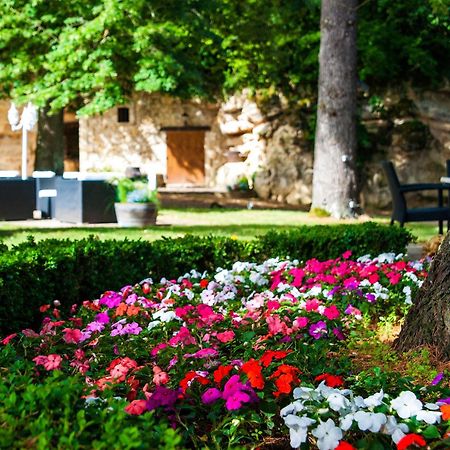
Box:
[1,251,449,449]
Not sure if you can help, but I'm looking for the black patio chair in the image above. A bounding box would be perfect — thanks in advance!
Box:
[381,160,450,234]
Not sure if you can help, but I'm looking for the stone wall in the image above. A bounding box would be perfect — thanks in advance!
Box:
[79,93,222,184]
[0,100,37,175]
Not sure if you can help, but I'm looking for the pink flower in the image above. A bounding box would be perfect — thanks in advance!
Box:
[201,388,222,405]
[152,366,169,386]
[342,250,352,259]
[169,326,196,347]
[266,315,289,335]
[1,333,17,345]
[305,299,321,312]
[63,328,82,344]
[293,317,309,330]
[186,348,219,359]
[33,354,62,371]
[323,305,340,320]
[125,399,147,415]
[216,330,235,343]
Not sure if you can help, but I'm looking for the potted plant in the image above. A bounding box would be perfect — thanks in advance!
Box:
[113,177,159,227]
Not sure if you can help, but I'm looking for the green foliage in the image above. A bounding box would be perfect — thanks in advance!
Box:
[0,0,448,114]
[0,354,183,449]
[112,177,159,204]
[0,223,413,335]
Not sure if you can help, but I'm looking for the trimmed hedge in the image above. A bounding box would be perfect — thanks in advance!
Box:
[0,222,413,334]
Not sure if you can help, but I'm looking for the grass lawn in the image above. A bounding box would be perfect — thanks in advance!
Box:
[0,207,442,246]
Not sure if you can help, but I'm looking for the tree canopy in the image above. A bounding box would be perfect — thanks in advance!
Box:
[0,0,448,115]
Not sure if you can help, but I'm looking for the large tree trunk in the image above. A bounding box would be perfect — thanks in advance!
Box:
[35,106,64,175]
[311,0,358,218]
[394,233,450,360]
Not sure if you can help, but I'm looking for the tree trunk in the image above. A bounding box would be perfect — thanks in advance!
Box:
[35,106,64,175]
[394,233,450,360]
[311,0,358,218]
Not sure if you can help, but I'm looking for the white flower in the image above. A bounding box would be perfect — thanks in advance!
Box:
[280,400,305,418]
[364,390,385,408]
[402,285,412,305]
[353,395,366,408]
[293,386,320,401]
[340,413,354,431]
[381,415,409,444]
[416,409,441,424]
[327,392,351,412]
[425,402,440,410]
[284,415,316,449]
[354,411,387,432]
[312,419,343,450]
[152,309,177,322]
[390,391,423,419]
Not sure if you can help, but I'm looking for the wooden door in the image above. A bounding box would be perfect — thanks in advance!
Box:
[166,130,205,185]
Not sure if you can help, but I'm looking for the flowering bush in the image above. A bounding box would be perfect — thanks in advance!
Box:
[1,251,448,448]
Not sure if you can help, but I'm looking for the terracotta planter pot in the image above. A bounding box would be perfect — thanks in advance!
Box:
[114,202,157,227]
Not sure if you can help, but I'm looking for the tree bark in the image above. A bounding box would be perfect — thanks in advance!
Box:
[35,106,64,175]
[311,0,358,218]
[394,233,450,360]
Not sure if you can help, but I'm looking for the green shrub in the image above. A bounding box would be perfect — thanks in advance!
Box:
[0,348,183,450]
[0,223,413,335]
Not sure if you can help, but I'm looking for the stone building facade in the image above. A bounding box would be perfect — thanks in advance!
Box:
[1,88,449,210]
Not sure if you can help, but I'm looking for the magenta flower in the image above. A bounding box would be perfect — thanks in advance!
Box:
[308,321,327,339]
[201,388,222,405]
[99,291,122,309]
[431,373,444,385]
[186,348,219,359]
[323,305,340,320]
[95,312,110,323]
[222,375,257,411]
[122,322,142,335]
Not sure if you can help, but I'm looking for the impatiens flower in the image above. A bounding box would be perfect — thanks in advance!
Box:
[63,328,82,344]
[312,419,343,450]
[382,415,409,444]
[335,442,356,450]
[146,386,180,411]
[396,433,426,450]
[431,372,444,386]
[125,399,147,415]
[309,321,327,340]
[179,371,210,392]
[1,333,17,345]
[284,414,316,448]
[415,409,441,424]
[222,375,257,411]
[241,359,265,389]
[185,348,219,359]
[216,330,235,343]
[315,373,344,388]
[270,365,301,397]
[323,305,340,320]
[33,354,62,371]
[260,350,290,367]
[201,388,222,405]
[391,391,423,419]
[292,317,309,330]
[213,365,233,384]
[354,411,387,432]
[327,392,351,412]
[440,404,450,421]
[363,390,385,408]
[152,366,169,386]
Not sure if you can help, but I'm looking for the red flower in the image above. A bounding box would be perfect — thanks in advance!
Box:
[241,359,265,389]
[200,279,209,288]
[315,373,344,388]
[336,442,356,450]
[397,434,426,450]
[260,350,290,367]
[179,371,209,392]
[213,365,233,384]
[269,365,301,397]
